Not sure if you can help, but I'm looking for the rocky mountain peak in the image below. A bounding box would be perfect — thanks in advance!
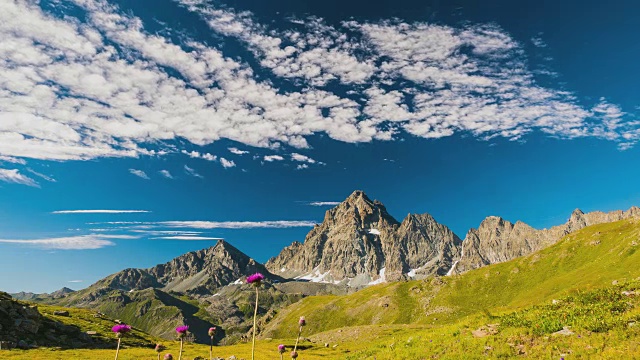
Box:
[267,191,460,284]
[325,190,398,230]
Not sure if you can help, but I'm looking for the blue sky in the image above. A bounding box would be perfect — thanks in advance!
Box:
[1,0,639,293]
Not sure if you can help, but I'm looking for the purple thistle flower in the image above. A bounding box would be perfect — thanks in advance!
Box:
[298,316,306,327]
[290,350,298,359]
[164,354,173,360]
[112,324,132,334]
[208,326,217,337]
[155,343,165,353]
[278,344,286,353]
[246,273,265,286]
[176,325,189,334]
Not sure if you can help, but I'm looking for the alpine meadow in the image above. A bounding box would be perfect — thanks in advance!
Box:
[1,0,640,359]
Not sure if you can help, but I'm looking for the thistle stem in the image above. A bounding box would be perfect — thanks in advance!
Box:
[157,354,160,360]
[280,354,283,360]
[293,325,303,353]
[210,336,213,360]
[178,338,184,360]
[114,338,121,360]
[251,286,259,360]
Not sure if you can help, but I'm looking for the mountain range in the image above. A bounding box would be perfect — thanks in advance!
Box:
[13,190,640,344]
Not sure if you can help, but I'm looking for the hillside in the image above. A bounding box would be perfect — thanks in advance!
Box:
[262,217,640,338]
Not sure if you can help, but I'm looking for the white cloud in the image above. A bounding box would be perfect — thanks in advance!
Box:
[129,169,150,179]
[182,150,217,161]
[219,157,236,168]
[307,201,340,206]
[184,165,203,178]
[68,280,83,283]
[156,220,317,229]
[152,236,224,240]
[0,0,636,167]
[228,147,249,155]
[531,36,547,48]
[291,153,316,163]
[159,170,173,179]
[0,168,39,187]
[0,156,26,164]
[26,168,56,182]
[296,164,309,170]
[131,230,202,235]
[52,210,150,214]
[263,155,284,162]
[0,234,128,250]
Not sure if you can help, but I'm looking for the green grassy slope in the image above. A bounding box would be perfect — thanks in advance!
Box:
[7,279,640,359]
[263,218,640,338]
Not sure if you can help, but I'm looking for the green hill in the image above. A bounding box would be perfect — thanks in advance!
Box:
[263,217,640,338]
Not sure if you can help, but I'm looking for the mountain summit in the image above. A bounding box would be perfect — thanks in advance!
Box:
[266,190,461,285]
[93,239,272,296]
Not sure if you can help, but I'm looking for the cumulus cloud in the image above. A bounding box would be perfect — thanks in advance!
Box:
[0,234,134,250]
[290,153,317,163]
[296,164,309,170]
[129,169,150,179]
[0,168,39,187]
[228,147,249,155]
[219,157,236,168]
[182,150,217,162]
[52,210,150,214]
[0,0,637,168]
[263,155,284,162]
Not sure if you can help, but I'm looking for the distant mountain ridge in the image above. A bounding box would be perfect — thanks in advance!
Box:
[90,239,275,296]
[267,190,640,283]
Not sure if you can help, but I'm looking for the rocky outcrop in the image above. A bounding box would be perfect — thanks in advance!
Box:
[266,190,461,284]
[0,292,100,349]
[450,206,640,274]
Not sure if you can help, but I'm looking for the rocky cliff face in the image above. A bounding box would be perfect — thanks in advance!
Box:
[450,206,640,274]
[266,190,461,285]
[0,292,100,349]
[91,240,273,296]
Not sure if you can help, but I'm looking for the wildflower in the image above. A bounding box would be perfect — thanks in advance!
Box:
[164,354,173,360]
[111,324,132,338]
[291,351,298,359]
[175,325,189,360]
[112,323,131,360]
[176,325,189,338]
[278,344,286,360]
[246,273,265,286]
[292,316,306,358]
[155,343,166,360]
[208,327,217,337]
[247,273,264,360]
